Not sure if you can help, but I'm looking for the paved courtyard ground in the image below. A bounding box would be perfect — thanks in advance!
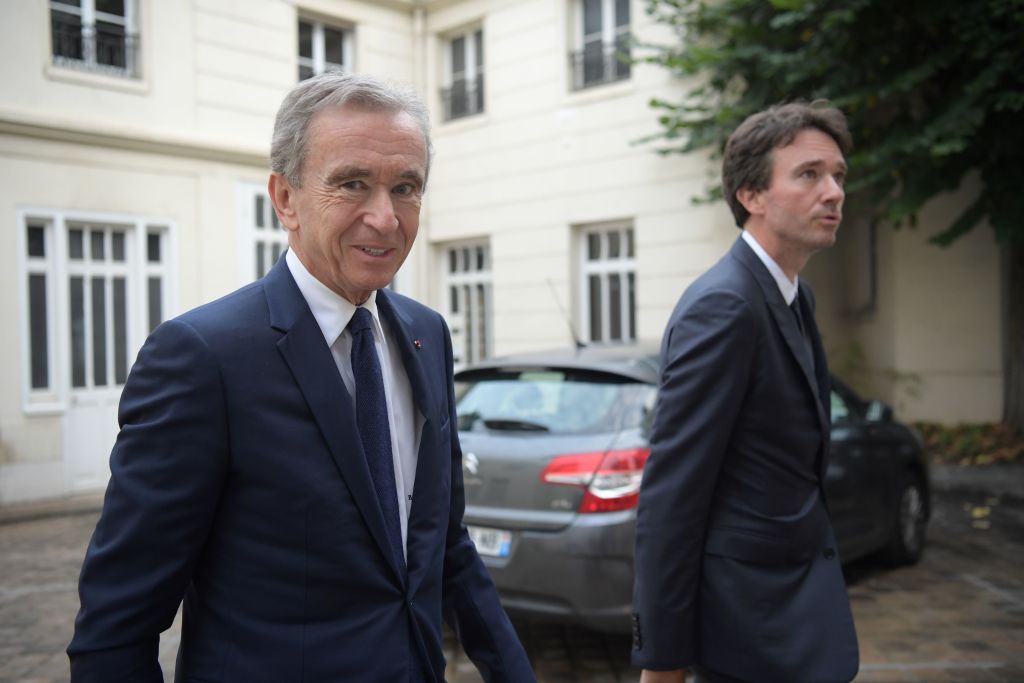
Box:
[2,488,1022,682]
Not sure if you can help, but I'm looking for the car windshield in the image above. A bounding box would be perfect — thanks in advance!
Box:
[455,368,654,435]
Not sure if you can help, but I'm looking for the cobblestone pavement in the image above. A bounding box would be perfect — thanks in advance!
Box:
[2,489,1022,683]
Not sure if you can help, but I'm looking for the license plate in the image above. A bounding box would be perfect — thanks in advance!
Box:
[468,525,512,558]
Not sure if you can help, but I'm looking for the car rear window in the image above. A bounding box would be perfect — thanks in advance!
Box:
[454,368,654,435]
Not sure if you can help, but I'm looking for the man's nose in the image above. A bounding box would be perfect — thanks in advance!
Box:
[823,175,845,204]
[364,189,399,232]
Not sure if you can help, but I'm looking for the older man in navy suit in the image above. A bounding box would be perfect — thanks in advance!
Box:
[631,103,859,683]
[68,72,535,683]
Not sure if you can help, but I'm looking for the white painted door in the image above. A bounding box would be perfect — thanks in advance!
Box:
[63,225,134,491]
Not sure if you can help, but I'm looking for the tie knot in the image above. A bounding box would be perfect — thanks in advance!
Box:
[349,307,374,336]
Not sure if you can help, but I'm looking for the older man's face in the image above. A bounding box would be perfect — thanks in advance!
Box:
[273,104,427,305]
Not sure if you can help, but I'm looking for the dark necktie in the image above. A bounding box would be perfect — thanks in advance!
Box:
[348,307,405,571]
[790,296,816,374]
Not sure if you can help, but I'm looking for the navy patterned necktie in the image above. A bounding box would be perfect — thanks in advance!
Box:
[348,307,405,571]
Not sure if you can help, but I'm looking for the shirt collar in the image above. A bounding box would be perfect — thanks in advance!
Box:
[741,230,799,305]
[285,249,383,345]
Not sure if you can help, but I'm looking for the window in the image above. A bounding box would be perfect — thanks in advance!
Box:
[442,28,484,121]
[441,242,492,366]
[579,223,636,344]
[298,17,352,81]
[240,185,288,281]
[19,211,172,409]
[571,0,630,90]
[50,0,139,77]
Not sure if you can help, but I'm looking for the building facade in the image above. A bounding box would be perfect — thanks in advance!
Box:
[0,0,1004,503]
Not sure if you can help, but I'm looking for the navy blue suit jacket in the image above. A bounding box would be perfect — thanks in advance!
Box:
[631,238,859,682]
[68,258,534,683]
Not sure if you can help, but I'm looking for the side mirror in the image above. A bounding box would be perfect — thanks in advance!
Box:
[865,400,893,423]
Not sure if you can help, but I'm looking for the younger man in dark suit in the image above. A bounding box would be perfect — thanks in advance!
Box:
[68,72,534,683]
[631,102,859,683]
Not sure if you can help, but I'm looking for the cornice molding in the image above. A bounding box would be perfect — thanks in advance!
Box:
[0,107,268,169]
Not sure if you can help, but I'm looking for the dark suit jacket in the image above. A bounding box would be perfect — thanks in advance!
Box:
[68,258,534,683]
[631,237,859,683]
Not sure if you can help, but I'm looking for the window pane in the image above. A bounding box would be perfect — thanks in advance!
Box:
[90,230,105,261]
[147,233,161,262]
[112,232,126,261]
[271,242,283,267]
[608,230,620,258]
[53,0,82,7]
[589,274,602,342]
[450,285,459,314]
[628,271,636,340]
[587,233,601,260]
[626,227,634,257]
[324,27,345,66]
[255,194,265,228]
[463,285,473,357]
[615,0,630,27]
[69,229,84,260]
[29,274,49,389]
[256,242,266,278]
[113,277,128,384]
[51,10,83,61]
[92,277,107,386]
[299,64,314,81]
[28,225,46,258]
[476,283,488,360]
[474,30,484,68]
[476,245,486,271]
[70,276,86,388]
[96,0,126,16]
[451,36,466,74]
[462,247,471,272]
[448,249,457,274]
[299,21,313,59]
[609,273,622,340]
[148,277,162,333]
[96,20,127,68]
[583,0,603,35]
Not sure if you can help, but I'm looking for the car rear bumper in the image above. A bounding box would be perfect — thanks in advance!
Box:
[467,509,636,633]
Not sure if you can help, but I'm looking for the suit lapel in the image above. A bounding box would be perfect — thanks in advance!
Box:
[376,290,442,596]
[731,239,829,434]
[264,260,405,585]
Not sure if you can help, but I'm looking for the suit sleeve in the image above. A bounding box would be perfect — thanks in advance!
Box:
[436,318,536,683]
[68,319,229,683]
[631,290,757,670]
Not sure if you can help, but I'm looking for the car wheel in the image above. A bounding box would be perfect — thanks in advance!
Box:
[885,471,927,566]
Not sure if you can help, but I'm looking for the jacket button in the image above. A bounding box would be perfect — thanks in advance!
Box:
[823,547,836,560]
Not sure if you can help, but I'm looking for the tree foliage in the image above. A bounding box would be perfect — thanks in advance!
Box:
[637,0,1024,246]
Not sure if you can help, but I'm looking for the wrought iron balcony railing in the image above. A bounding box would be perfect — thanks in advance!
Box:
[51,20,140,78]
[570,41,630,91]
[442,75,485,122]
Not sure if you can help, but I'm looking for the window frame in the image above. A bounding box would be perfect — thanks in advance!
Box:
[297,16,353,81]
[238,183,289,283]
[49,0,141,79]
[439,240,493,367]
[577,222,637,345]
[570,0,631,91]
[442,26,485,122]
[17,208,176,415]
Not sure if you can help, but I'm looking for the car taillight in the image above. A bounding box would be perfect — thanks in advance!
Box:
[539,448,650,513]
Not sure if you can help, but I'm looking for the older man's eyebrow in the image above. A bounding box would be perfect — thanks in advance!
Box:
[324,167,371,185]
[399,169,425,187]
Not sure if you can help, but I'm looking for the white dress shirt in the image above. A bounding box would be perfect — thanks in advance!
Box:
[742,230,799,305]
[286,249,422,560]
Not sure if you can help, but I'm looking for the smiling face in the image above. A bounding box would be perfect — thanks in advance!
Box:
[269,104,427,304]
[738,128,847,279]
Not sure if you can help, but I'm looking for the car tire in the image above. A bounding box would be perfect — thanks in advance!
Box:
[884,470,927,566]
